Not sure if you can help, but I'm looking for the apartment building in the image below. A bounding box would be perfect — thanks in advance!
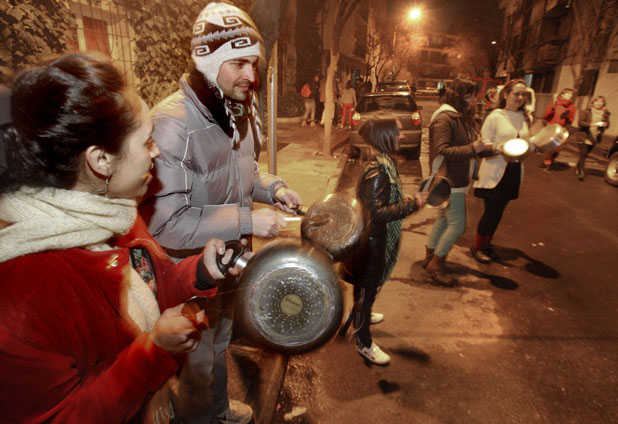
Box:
[497,0,618,134]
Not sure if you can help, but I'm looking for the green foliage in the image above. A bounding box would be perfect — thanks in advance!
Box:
[124,0,258,106]
[123,0,204,105]
[0,0,76,72]
[0,0,256,104]
[277,91,304,117]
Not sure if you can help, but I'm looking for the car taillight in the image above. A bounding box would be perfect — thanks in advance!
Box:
[351,111,361,127]
[412,111,421,127]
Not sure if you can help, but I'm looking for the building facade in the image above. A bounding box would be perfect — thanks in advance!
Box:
[497,0,618,136]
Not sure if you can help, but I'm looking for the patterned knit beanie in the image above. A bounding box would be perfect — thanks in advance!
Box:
[191,2,265,89]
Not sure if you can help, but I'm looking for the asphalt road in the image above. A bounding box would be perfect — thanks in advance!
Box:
[273,99,618,423]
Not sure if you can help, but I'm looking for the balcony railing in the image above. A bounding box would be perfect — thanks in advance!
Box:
[537,41,563,64]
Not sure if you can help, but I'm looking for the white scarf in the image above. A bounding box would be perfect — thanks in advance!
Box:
[0,187,137,262]
[0,187,160,331]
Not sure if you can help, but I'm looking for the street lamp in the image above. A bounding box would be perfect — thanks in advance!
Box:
[409,7,421,21]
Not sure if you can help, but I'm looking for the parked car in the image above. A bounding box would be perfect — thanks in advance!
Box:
[415,86,440,96]
[377,80,414,94]
[605,135,618,186]
[349,92,423,159]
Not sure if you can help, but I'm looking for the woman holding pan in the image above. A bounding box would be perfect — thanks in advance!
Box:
[470,79,531,263]
[422,77,489,287]
[0,52,244,423]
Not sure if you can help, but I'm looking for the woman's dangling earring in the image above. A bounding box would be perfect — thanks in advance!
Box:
[96,176,109,197]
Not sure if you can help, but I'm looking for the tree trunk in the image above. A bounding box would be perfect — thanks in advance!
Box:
[323,50,339,156]
[322,0,362,156]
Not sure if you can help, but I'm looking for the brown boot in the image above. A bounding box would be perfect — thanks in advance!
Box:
[424,255,456,287]
[420,247,435,269]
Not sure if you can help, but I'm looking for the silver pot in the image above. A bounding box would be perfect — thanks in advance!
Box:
[531,123,569,153]
[219,239,343,354]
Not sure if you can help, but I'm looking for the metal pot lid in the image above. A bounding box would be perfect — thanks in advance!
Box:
[300,193,364,261]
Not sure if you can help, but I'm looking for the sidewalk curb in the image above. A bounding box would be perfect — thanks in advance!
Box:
[276,116,303,124]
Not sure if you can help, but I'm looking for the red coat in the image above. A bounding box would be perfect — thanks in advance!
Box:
[543,97,576,127]
[0,215,217,423]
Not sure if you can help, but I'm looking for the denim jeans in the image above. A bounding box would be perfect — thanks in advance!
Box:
[427,192,467,258]
[302,98,316,123]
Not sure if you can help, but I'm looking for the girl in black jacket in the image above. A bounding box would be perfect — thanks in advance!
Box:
[575,96,611,181]
[341,119,427,365]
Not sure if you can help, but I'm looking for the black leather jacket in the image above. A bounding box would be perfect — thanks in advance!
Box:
[341,158,418,288]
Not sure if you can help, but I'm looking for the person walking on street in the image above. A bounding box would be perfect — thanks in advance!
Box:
[541,88,576,173]
[340,80,356,129]
[574,96,611,181]
[300,75,318,128]
[470,79,532,263]
[341,119,428,366]
[141,3,302,423]
[422,77,489,287]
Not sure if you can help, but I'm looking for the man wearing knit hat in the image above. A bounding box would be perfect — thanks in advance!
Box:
[142,2,302,423]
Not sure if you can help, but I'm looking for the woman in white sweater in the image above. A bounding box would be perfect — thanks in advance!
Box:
[470,79,532,263]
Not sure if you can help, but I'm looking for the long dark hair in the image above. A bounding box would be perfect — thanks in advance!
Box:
[498,79,531,127]
[359,119,399,155]
[0,52,140,194]
[443,76,479,132]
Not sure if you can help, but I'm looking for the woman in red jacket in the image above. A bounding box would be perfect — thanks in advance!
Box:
[541,88,576,172]
[0,53,243,423]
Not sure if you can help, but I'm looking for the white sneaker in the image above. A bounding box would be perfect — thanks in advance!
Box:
[215,399,253,424]
[370,312,384,324]
[356,341,391,365]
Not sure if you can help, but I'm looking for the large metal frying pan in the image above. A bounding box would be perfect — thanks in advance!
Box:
[218,239,343,354]
[290,193,365,262]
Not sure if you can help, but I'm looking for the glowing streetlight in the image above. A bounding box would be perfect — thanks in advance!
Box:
[409,8,421,21]
[491,40,497,45]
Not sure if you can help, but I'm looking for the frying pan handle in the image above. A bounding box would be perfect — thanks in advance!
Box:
[471,157,480,181]
[181,295,211,331]
[216,240,248,275]
[291,204,308,216]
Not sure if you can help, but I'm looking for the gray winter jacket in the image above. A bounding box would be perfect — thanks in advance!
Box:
[142,76,284,258]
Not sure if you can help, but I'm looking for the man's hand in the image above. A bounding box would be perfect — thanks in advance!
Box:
[273,187,303,213]
[252,208,287,238]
